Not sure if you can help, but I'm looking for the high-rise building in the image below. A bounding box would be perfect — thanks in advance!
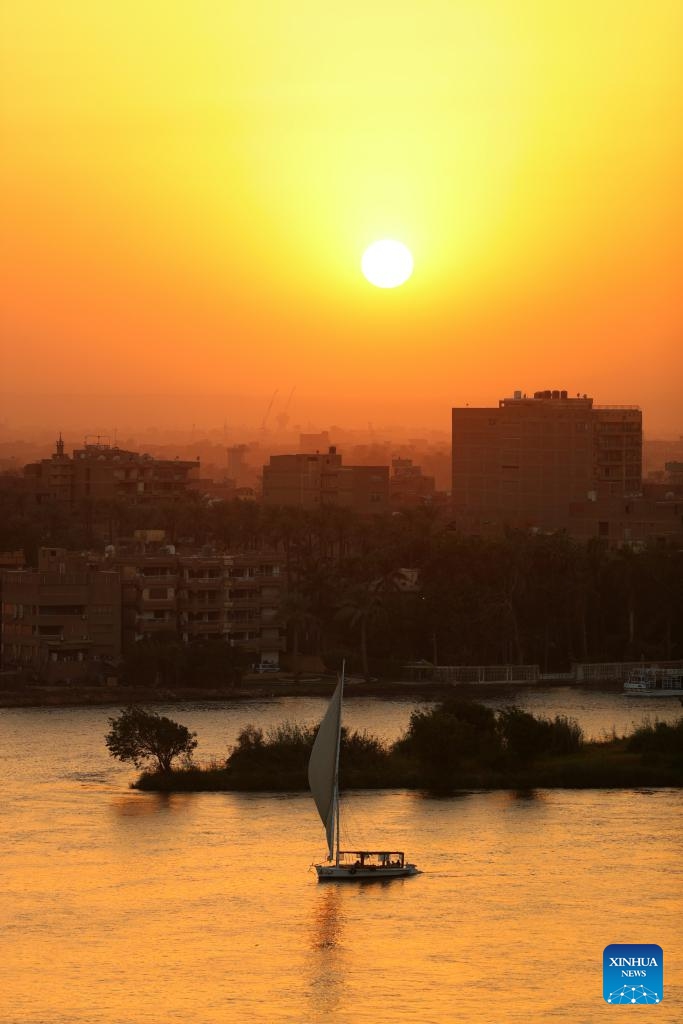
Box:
[452,389,642,531]
[262,446,390,514]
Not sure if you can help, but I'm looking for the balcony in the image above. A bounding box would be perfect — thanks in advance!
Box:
[180,599,223,614]
[224,610,259,626]
[183,576,223,589]
[137,573,178,586]
[137,596,176,610]
[224,596,261,610]
[135,618,176,634]
[184,622,224,636]
[225,575,261,588]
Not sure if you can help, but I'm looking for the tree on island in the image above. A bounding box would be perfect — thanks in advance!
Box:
[105,706,198,773]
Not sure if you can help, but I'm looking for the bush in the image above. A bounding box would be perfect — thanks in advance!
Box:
[498,708,583,764]
[395,699,502,786]
[627,717,683,758]
[226,719,389,787]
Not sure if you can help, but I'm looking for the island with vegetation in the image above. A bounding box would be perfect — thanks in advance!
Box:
[105,700,683,793]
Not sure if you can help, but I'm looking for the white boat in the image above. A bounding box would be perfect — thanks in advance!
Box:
[623,667,683,697]
[308,663,420,882]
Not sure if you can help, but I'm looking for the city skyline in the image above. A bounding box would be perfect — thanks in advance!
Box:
[2,7,681,1023]
[2,2,682,435]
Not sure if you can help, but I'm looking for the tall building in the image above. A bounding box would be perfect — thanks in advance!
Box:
[263,446,389,514]
[24,437,200,507]
[1,548,121,681]
[452,389,642,531]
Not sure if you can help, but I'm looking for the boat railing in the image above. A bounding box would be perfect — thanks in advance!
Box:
[624,666,683,690]
[337,850,405,867]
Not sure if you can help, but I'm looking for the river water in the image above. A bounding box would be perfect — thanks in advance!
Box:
[1,690,681,1023]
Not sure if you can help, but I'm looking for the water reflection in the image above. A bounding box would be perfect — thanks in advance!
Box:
[508,789,544,802]
[307,884,347,1014]
[109,792,191,817]
[418,789,474,801]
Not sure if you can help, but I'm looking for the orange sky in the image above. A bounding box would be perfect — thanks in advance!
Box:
[1,1,682,434]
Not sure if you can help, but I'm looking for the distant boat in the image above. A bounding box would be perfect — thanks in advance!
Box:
[307,662,420,881]
[624,667,683,697]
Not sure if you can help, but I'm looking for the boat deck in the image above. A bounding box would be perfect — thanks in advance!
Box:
[314,850,420,881]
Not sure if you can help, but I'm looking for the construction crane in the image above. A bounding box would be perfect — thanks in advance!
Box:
[260,389,279,433]
[276,386,296,431]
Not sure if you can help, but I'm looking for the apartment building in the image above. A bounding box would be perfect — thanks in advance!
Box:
[567,494,683,547]
[24,436,200,507]
[452,389,642,532]
[110,544,284,668]
[263,446,389,514]
[389,458,436,508]
[1,548,121,681]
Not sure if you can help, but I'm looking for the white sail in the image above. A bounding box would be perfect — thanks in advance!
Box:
[308,678,343,860]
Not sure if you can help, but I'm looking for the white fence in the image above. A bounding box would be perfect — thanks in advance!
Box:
[429,660,683,685]
[571,660,683,682]
[433,664,539,684]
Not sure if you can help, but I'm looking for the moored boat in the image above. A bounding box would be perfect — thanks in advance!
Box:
[623,667,683,697]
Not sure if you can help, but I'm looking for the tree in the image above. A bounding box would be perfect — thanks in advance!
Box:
[121,634,184,688]
[280,590,319,678]
[183,638,249,689]
[105,706,198,772]
[336,580,390,679]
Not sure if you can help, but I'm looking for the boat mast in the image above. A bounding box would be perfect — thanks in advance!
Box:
[333,660,345,866]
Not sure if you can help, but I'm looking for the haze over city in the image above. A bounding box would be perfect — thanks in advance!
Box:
[2,2,682,437]
[2,5,682,1023]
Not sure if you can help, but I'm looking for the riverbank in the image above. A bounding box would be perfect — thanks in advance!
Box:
[0,675,627,709]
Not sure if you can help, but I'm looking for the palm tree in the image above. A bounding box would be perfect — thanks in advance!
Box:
[336,571,403,679]
[280,590,318,679]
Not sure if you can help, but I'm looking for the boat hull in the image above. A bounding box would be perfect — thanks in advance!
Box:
[315,864,420,881]
[624,688,683,697]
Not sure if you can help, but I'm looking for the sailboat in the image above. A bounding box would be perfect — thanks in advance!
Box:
[308,663,420,881]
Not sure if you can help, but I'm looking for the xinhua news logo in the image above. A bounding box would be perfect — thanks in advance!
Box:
[603,944,663,1004]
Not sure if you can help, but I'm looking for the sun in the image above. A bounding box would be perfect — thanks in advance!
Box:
[361,240,413,289]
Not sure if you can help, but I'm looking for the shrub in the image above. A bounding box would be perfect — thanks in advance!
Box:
[226,719,389,786]
[627,717,683,758]
[497,708,583,764]
[395,699,502,785]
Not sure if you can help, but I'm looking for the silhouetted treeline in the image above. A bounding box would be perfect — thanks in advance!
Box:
[1,477,681,671]
[133,700,683,792]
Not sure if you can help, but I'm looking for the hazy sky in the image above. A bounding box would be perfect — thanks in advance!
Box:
[1,2,681,433]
